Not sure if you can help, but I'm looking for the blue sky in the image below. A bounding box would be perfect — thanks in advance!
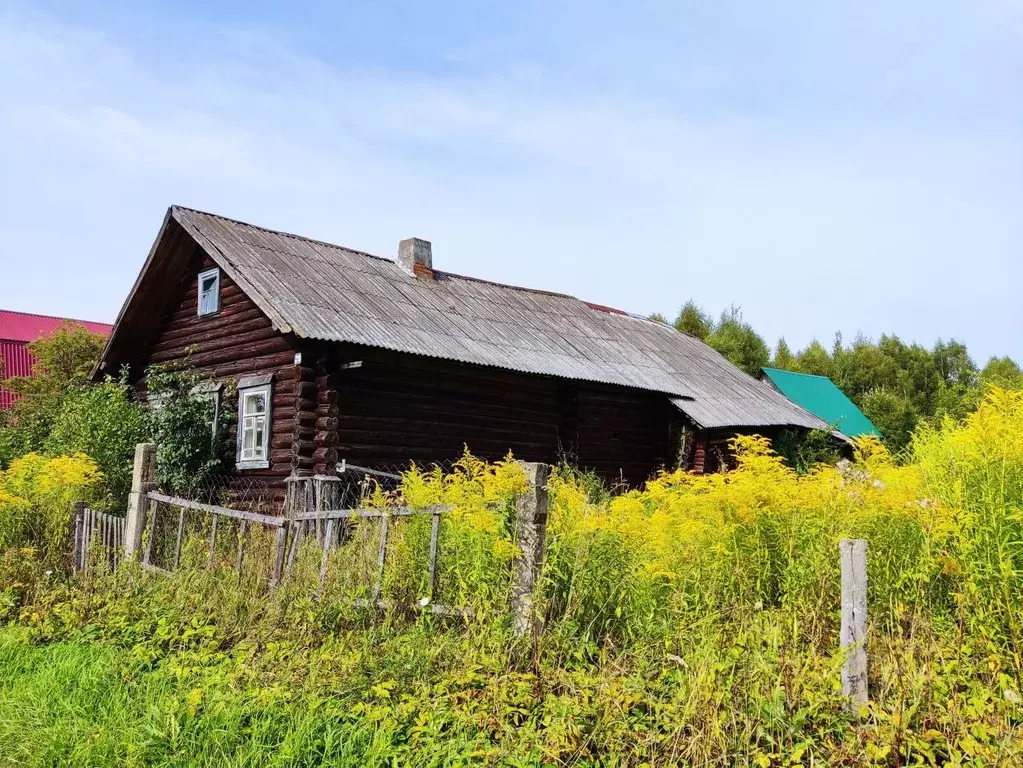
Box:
[2,1,1021,362]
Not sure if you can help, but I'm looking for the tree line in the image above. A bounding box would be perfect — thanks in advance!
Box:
[650,301,1023,453]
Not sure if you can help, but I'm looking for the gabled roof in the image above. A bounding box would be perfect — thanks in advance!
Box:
[99,206,828,432]
[0,309,111,344]
[760,367,880,439]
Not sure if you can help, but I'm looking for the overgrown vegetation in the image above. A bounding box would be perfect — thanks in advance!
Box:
[146,363,234,495]
[0,323,107,467]
[0,327,233,504]
[1,389,1023,765]
[659,299,1022,454]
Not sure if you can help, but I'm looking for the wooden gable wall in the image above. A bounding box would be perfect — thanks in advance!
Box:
[130,239,299,488]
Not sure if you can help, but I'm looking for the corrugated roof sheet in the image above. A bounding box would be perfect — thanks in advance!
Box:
[0,310,112,410]
[761,367,881,438]
[155,207,827,431]
[0,309,112,344]
[0,341,31,410]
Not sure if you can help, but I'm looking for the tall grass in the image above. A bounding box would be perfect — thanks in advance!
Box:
[1,389,1022,765]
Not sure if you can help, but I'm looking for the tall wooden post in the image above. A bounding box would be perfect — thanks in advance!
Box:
[510,462,550,639]
[72,501,87,574]
[840,538,869,716]
[124,443,157,560]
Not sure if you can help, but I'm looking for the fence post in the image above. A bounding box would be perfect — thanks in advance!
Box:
[72,501,87,574]
[283,475,316,576]
[284,475,316,523]
[124,443,157,560]
[510,462,550,639]
[840,538,869,716]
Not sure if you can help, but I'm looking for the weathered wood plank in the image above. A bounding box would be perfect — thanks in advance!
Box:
[428,511,441,600]
[295,505,448,522]
[318,518,336,592]
[208,515,219,568]
[271,524,288,587]
[840,538,869,716]
[371,513,390,603]
[173,508,186,569]
[147,492,283,527]
[236,520,248,574]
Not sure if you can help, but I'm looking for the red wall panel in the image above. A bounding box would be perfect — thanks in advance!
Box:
[0,341,33,410]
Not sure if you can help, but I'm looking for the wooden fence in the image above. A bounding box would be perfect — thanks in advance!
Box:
[72,502,126,574]
[70,445,869,712]
[93,444,548,632]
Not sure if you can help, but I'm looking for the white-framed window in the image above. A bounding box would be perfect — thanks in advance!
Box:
[197,268,220,317]
[236,379,271,469]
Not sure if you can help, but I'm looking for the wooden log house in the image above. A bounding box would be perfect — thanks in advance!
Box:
[95,206,827,492]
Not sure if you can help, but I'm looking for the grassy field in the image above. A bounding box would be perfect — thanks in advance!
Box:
[1,389,1022,766]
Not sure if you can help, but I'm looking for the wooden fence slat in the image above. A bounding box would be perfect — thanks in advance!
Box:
[372,513,390,603]
[115,517,123,568]
[147,492,283,527]
[72,505,84,573]
[285,520,304,575]
[143,503,158,566]
[271,524,288,587]
[318,518,336,592]
[173,508,186,569]
[428,511,441,601]
[106,515,111,569]
[296,505,448,522]
[84,507,93,573]
[208,515,219,568]
[236,519,248,575]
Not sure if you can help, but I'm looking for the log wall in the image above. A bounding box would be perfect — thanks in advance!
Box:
[128,238,687,491]
[131,243,299,494]
[329,346,677,487]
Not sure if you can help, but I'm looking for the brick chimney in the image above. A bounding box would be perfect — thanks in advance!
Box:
[398,238,433,278]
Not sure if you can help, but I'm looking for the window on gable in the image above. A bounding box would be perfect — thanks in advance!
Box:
[197,268,220,317]
[236,382,271,469]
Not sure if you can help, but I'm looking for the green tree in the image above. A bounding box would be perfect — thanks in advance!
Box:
[0,323,106,466]
[860,388,918,454]
[648,312,667,324]
[705,306,770,377]
[771,338,798,371]
[673,300,712,340]
[832,334,903,403]
[795,340,834,378]
[980,356,1023,390]
[933,339,978,389]
[45,373,149,504]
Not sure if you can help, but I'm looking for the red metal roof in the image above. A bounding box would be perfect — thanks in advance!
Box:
[0,309,112,343]
[0,310,112,410]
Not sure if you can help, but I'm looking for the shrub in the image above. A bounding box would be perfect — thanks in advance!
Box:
[0,452,104,562]
[146,363,234,495]
[44,374,148,506]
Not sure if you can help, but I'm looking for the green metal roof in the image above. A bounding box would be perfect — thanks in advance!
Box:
[760,367,881,439]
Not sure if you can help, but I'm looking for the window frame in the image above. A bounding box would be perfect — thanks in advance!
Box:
[197,268,221,317]
[235,382,272,470]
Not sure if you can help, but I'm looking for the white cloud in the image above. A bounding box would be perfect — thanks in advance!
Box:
[0,8,1020,363]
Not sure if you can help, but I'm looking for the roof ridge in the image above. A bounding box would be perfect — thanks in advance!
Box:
[173,205,602,304]
[434,269,578,300]
[171,205,394,264]
[763,366,832,381]
[0,307,111,328]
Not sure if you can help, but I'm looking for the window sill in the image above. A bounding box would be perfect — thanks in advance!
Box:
[236,460,270,471]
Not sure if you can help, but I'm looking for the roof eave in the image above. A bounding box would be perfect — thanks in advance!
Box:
[92,207,175,380]
[169,206,294,337]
